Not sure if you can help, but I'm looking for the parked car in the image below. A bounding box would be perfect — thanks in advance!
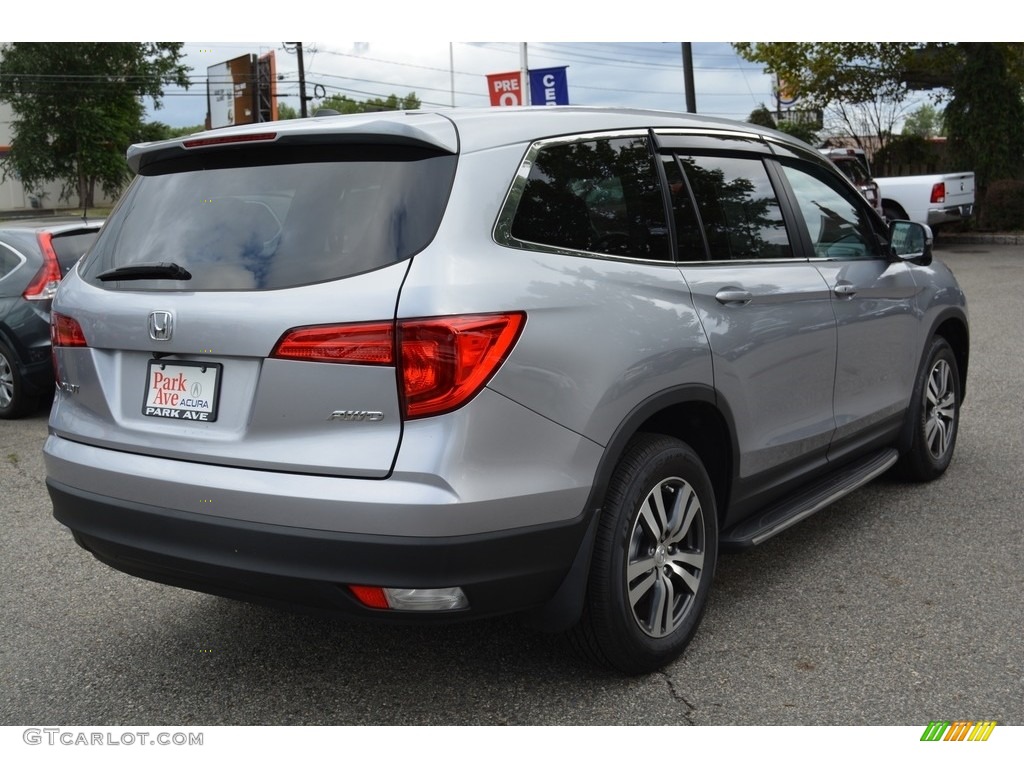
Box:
[874,172,976,230]
[0,217,102,418]
[820,147,884,217]
[44,108,968,674]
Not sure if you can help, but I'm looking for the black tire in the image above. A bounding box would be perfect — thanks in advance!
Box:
[0,340,38,419]
[897,337,961,481]
[569,434,718,675]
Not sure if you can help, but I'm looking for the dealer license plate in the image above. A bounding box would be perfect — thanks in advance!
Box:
[142,360,222,422]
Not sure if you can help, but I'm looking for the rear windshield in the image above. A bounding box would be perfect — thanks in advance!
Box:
[80,144,457,291]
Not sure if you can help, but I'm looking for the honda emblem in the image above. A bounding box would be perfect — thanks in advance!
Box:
[148,311,173,341]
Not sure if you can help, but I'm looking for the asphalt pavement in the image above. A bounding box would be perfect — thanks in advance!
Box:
[1,243,1021,727]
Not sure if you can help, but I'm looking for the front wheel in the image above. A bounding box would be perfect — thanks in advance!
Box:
[569,434,717,674]
[897,337,961,481]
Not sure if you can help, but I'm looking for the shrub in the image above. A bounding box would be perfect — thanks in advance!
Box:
[983,179,1024,230]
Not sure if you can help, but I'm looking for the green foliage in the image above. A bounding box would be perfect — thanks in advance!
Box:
[902,103,943,138]
[276,103,299,120]
[746,105,776,129]
[982,179,1024,229]
[945,43,1024,189]
[316,92,421,114]
[732,43,914,108]
[0,42,189,208]
[873,134,943,175]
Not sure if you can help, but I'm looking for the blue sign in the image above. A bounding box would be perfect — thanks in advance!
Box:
[530,67,569,106]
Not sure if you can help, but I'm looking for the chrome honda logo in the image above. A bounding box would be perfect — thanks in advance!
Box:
[148,311,173,341]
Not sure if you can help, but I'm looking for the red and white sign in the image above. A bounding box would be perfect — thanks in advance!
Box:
[486,71,524,107]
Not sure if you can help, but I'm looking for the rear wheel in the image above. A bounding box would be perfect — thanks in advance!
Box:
[897,337,960,481]
[570,434,717,674]
[0,341,37,419]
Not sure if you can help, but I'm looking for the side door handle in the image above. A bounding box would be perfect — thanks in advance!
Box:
[834,282,858,298]
[715,288,753,305]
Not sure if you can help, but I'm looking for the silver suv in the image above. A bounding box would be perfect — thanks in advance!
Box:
[45,107,968,674]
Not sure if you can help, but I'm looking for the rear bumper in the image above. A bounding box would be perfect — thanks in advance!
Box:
[928,203,974,227]
[48,478,591,621]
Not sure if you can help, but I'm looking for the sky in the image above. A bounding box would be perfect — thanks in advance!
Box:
[146,42,778,129]
[6,1,999,132]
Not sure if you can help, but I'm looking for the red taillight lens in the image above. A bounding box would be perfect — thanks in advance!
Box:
[400,313,525,419]
[271,322,394,364]
[930,182,946,204]
[51,312,88,348]
[23,232,63,301]
[270,312,525,419]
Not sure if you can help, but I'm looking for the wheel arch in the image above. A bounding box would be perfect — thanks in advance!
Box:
[931,312,969,403]
[527,385,736,632]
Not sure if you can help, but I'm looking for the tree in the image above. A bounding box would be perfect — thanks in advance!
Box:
[733,41,1024,185]
[945,43,1024,190]
[734,43,914,153]
[0,43,188,208]
[746,105,776,129]
[902,103,943,138]
[276,103,299,120]
[315,92,421,115]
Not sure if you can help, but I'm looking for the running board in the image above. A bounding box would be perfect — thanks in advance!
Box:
[720,448,899,549]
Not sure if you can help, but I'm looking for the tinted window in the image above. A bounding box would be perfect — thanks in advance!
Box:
[678,155,792,260]
[0,243,23,281]
[81,146,456,291]
[509,137,670,261]
[50,230,100,275]
[780,163,879,260]
[661,156,706,260]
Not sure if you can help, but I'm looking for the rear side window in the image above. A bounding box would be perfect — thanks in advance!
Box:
[81,145,457,291]
[507,136,670,261]
[674,155,792,261]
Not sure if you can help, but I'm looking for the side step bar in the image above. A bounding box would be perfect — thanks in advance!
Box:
[720,448,899,550]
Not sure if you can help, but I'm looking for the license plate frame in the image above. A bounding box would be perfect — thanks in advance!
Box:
[142,360,222,422]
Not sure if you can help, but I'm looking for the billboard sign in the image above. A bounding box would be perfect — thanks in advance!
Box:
[207,55,257,129]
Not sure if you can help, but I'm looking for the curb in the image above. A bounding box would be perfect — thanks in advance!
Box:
[937,232,1024,246]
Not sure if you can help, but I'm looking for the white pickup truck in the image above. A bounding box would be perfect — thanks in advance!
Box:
[875,172,976,230]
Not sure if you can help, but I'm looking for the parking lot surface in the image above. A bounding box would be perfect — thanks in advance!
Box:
[1,244,1021,726]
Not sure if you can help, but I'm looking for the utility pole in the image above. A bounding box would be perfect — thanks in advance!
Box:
[286,42,309,117]
[681,43,696,113]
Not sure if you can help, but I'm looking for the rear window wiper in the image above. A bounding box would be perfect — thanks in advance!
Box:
[97,263,192,281]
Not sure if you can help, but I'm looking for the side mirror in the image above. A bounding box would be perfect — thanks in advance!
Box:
[889,220,933,265]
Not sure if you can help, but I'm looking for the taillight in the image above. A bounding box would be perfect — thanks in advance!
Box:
[270,322,394,364]
[51,312,88,347]
[930,182,946,204]
[23,232,62,301]
[270,312,526,419]
[399,313,525,418]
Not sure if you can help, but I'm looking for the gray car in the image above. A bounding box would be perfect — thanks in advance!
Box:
[44,107,968,674]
